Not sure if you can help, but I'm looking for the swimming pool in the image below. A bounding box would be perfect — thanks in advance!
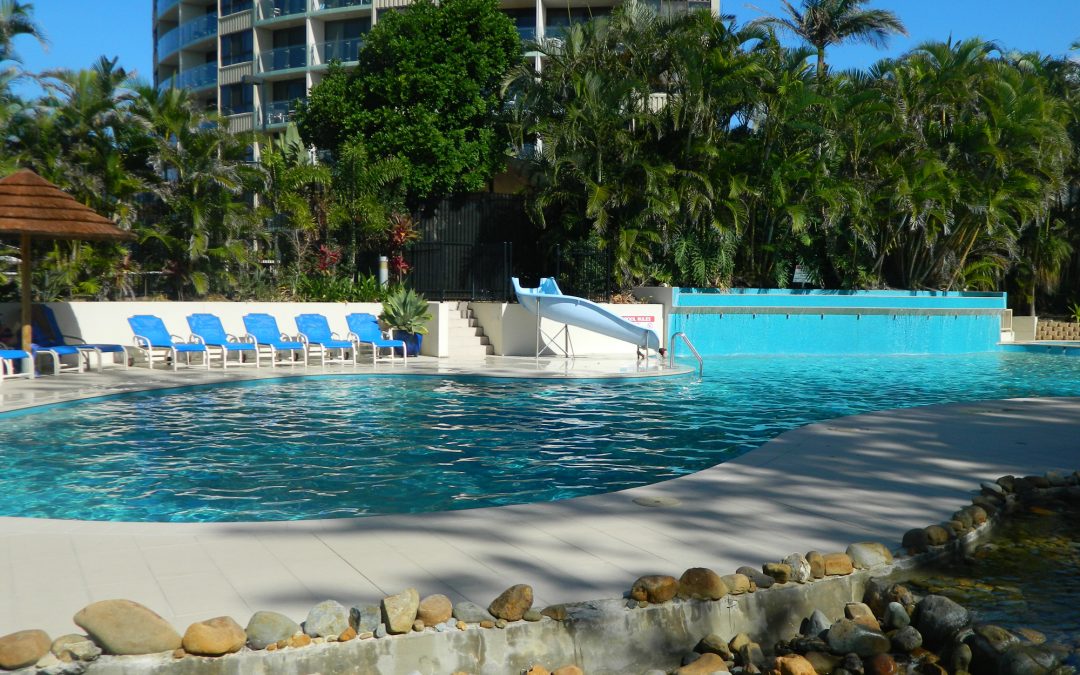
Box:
[4,351,1080,522]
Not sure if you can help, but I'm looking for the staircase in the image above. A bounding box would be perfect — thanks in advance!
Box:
[448,302,494,358]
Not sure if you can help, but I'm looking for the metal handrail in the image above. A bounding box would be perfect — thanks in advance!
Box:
[668,331,703,376]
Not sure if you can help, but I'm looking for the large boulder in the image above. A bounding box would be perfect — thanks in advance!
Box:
[382,588,420,635]
[304,600,349,638]
[825,618,889,657]
[489,584,533,621]
[914,595,970,650]
[677,568,729,600]
[182,616,246,656]
[245,611,299,650]
[631,575,678,603]
[73,599,181,655]
[0,629,51,670]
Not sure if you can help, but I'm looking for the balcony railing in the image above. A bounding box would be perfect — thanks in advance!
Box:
[157,74,174,91]
[516,26,536,41]
[156,0,181,19]
[314,0,370,9]
[221,0,254,15]
[175,62,218,91]
[259,44,308,72]
[258,0,307,20]
[222,103,255,116]
[319,37,363,63]
[263,99,305,126]
[157,14,218,59]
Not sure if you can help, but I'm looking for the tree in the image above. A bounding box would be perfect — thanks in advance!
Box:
[752,0,906,79]
[0,0,45,63]
[295,0,520,204]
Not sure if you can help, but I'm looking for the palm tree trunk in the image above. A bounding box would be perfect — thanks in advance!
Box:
[816,46,827,82]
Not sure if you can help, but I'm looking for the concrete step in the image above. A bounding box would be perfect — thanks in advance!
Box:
[448,327,486,339]
[452,343,494,357]
[447,316,479,328]
[449,335,490,348]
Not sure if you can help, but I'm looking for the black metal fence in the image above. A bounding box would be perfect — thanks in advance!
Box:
[408,241,513,301]
[553,242,613,302]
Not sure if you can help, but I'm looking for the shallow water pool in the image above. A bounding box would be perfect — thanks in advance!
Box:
[3,352,1080,522]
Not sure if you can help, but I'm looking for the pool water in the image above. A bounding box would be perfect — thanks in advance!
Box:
[4,352,1080,522]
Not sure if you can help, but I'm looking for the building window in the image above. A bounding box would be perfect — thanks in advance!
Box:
[503,9,536,41]
[221,31,253,65]
[271,78,306,103]
[221,0,253,16]
[221,83,254,115]
[545,7,611,38]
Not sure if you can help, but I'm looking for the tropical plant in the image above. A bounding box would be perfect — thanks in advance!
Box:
[379,287,432,335]
[751,0,907,79]
[0,0,45,64]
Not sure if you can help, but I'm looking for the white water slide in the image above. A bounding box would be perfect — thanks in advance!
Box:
[512,277,661,356]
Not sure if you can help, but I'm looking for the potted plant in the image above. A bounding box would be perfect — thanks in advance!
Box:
[380,287,432,356]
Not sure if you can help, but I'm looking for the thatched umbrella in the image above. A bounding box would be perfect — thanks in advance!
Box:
[0,169,134,351]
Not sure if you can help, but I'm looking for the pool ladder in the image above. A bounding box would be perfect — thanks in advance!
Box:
[668,332,703,376]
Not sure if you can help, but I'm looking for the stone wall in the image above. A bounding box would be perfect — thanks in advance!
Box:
[1036,319,1080,341]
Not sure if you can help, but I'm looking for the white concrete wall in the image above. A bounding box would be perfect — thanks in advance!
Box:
[1013,315,1037,342]
[469,302,665,357]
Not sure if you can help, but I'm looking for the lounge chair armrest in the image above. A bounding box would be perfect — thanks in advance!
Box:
[188,334,206,345]
[170,333,188,343]
[346,331,360,342]
[62,334,89,344]
[296,334,310,345]
[240,333,257,344]
[226,333,242,343]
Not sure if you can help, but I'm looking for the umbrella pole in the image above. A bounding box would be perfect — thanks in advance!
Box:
[20,233,31,352]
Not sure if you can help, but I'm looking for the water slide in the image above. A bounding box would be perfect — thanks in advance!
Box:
[512,277,661,352]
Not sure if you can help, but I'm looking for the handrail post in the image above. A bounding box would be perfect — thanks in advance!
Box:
[668,331,703,376]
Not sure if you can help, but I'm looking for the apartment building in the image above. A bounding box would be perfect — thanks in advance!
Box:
[152,0,718,142]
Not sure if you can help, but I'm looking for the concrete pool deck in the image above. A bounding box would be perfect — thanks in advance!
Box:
[1,358,1079,639]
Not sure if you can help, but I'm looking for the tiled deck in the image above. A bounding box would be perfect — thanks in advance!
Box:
[1,359,1078,638]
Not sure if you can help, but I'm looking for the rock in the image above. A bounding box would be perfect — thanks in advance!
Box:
[763,563,792,583]
[412,620,425,632]
[846,543,893,569]
[552,666,584,675]
[287,633,311,648]
[453,601,496,623]
[805,651,841,674]
[479,620,495,629]
[914,595,970,650]
[923,525,951,546]
[901,529,929,554]
[417,594,453,625]
[952,509,974,529]
[790,636,829,654]
[382,588,420,635]
[891,625,922,652]
[966,624,1021,673]
[845,603,881,631]
[884,602,910,630]
[0,629,51,670]
[736,566,775,589]
[774,654,817,675]
[806,551,825,579]
[488,584,533,621]
[997,475,1017,492]
[721,574,751,595]
[350,605,382,633]
[1016,627,1047,645]
[729,632,753,654]
[740,642,767,670]
[304,600,349,638]
[338,626,356,642]
[358,631,374,640]
[864,653,897,675]
[182,616,245,656]
[523,610,542,622]
[982,481,1005,497]
[826,619,889,657]
[676,652,729,674]
[50,634,100,663]
[840,653,864,674]
[997,645,1059,675]
[678,567,729,600]
[942,641,972,673]
[696,634,733,660]
[966,505,988,525]
[822,553,854,576]
[73,599,182,656]
[784,554,812,584]
[803,610,831,638]
[526,665,551,675]
[972,496,1000,515]
[631,575,678,603]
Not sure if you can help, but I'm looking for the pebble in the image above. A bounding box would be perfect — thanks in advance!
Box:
[803,610,831,638]
[479,620,495,629]
[884,602,910,630]
[891,626,922,652]
[374,625,388,639]
[864,653,898,675]
[523,610,542,622]
[358,631,374,640]
[411,620,425,632]
[456,621,466,631]
[495,619,507,629]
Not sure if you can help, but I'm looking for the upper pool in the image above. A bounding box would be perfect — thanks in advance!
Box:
[4,351,1080,522]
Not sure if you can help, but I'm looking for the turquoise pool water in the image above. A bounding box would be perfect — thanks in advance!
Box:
[3,352,1080,522]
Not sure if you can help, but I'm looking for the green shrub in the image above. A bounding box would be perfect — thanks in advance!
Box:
[379,287,431,334]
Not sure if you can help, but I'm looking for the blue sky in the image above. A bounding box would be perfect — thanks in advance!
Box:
[9,0,1080,98]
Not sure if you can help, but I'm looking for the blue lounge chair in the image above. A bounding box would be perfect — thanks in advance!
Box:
[0,347,32,384]
[345,313,406,366]
[31,342,84,375]
[242,313,307,367]
[187,313,261,369]
[128,315,209,371]
[32,304,128,371]
[295,314,355,367]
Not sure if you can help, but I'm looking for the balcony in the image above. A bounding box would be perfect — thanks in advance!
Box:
[259,44,308,72]
[157,14,218,60]
[156,0,181,19]
[221,0,254,15]
[222,102,255,116]
[516,26,536,42]
[157,74,174,91]
[262,99,305,126]
[319,37,363,63]
[258,0,307,21]
[314,0,370,10]
[175,62,218,91]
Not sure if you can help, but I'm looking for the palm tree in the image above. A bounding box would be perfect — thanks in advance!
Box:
[0,0,45,63]
[752,0,906,79]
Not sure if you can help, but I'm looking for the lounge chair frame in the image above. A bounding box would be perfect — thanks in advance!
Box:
[187,314,262,369]
[345,313,407,366]
[242,314,308,368]
[295,314,355,367]
[128,315,210,371]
